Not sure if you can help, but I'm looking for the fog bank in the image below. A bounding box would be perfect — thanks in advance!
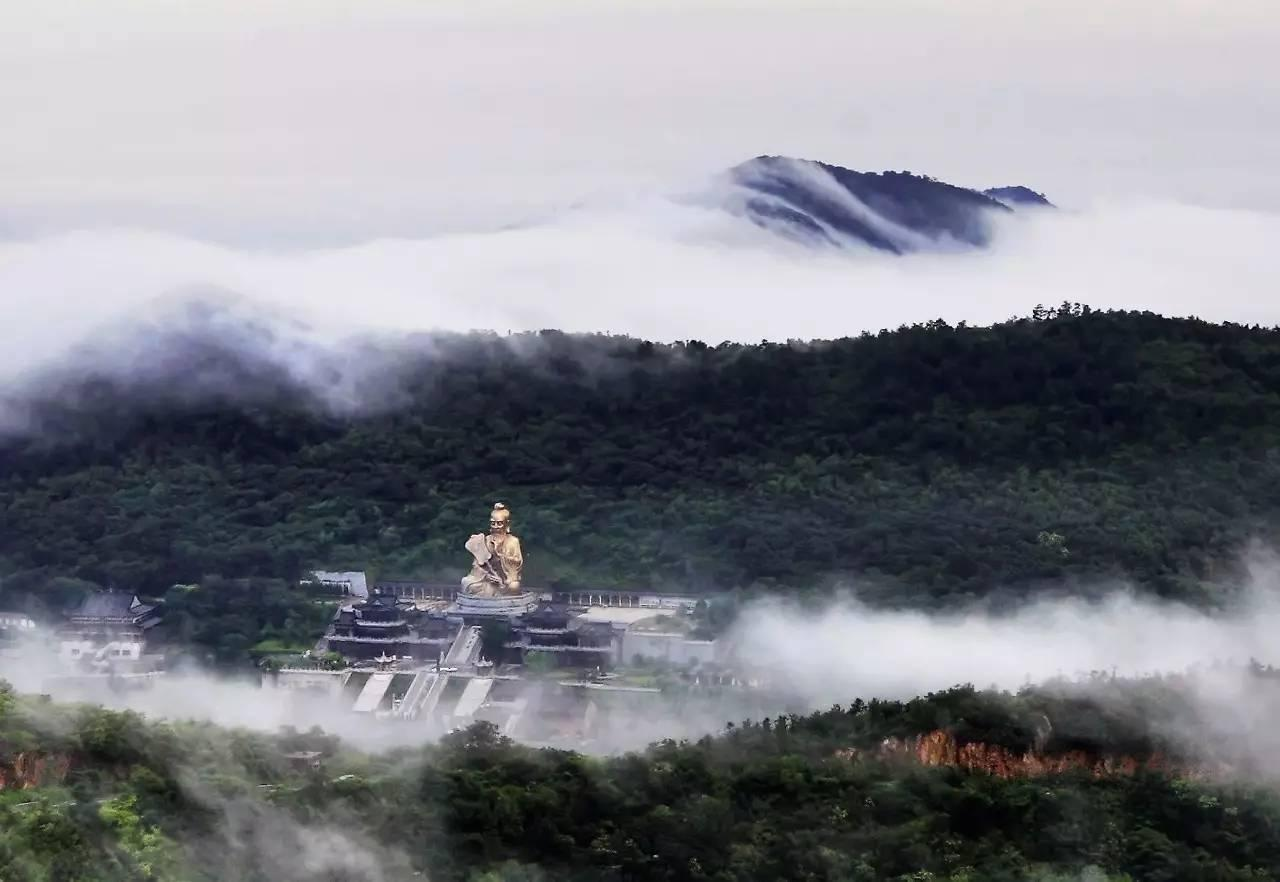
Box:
[9,559,1280,755]
[732,564,1280,707]
[2,195,1277,432]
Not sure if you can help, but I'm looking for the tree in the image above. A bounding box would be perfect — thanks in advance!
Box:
[480,621,512,664]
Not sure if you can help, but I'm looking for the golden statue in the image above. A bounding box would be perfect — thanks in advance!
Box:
[461,503,524,596]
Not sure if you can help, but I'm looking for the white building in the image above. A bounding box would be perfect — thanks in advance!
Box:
[57,591,163,669]
[306,571,370,598]
[0,611,37,633]
[621,630,719,667]
[268,667,349,697]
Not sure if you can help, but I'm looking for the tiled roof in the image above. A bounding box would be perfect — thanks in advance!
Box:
[72,591,154,620]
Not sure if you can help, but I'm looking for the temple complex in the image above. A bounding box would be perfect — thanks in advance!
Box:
[285,501,727,743]
[318,502,631,668]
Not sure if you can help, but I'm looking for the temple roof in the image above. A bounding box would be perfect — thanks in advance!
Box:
[70,591,156,620]
[523,603,571,627]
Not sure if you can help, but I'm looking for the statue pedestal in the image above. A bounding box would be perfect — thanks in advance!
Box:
[449,592,539,617]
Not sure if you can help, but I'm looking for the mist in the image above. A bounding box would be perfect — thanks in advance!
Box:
[11,551,1280,761]
[3,1,1278,433]
[2,193,1278,434]
[731,550,1280,708]
[3,0,1277,428]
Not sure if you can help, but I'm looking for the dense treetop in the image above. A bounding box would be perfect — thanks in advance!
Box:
[4,305,1280,609]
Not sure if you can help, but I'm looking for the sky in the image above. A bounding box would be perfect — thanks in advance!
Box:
[1,0,1279,394]
[3,0,1278,244]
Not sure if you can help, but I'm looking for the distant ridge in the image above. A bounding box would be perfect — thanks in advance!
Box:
[727,155,1050,253]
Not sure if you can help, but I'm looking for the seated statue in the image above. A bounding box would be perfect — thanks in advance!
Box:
[461,502,524,597]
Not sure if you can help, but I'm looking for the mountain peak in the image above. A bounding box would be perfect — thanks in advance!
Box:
[983,185,1054,208]
[726,155,1050,254]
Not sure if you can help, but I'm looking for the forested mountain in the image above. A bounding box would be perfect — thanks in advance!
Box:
[6,670,1280,881]
[4,305,1280,612]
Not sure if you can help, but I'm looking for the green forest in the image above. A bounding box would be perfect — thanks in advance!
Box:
[5,670,1280,881]
[4,305,1280,622]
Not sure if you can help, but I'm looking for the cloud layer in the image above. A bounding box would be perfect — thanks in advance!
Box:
[1,192,1277,412]
[9,572,1280,758]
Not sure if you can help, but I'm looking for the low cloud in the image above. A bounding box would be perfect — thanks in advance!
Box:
[9,552,1280,759]
[723,548,1280,776]
[731,550,1280,707]
[1,191,1278,435]
[188,794,421,882]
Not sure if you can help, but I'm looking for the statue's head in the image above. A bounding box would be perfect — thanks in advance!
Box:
[489,503,512,535]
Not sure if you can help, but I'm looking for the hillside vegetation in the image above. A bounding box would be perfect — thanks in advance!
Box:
[5,671,1280,881]
[4,305,1280,611]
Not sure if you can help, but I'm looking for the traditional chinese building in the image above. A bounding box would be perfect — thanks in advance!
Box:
[58,590,164,669]
[323,592,463,662]
[501,604,618,669]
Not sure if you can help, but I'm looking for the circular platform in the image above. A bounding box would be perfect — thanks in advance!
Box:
[449,592,539,616]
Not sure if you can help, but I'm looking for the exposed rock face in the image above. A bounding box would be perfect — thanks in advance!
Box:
[837,730,1219,781]
[0,753,71,790]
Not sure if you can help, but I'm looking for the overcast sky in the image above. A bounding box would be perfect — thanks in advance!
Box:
[4,0,1278,245]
